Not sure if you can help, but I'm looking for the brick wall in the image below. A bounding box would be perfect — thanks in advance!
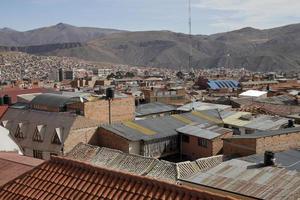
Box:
[96,127,130,153]
[212,132,233,155]
[182,135,213,160]
[256,132,300,154]
[223,138,257,157]
[223,132,300,157]
[84,96,135,124]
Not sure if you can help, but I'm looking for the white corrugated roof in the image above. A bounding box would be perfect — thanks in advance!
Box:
[239,90,267,97]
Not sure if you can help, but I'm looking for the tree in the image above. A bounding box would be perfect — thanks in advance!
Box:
[106,73,115,80]
[176,71,184,80]
[115,71,124,79]
[125,71,135,78]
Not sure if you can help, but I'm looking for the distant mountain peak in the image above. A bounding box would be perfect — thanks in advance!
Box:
[0,27,16,32]
[236,27,259,33]
[54,23,73,29]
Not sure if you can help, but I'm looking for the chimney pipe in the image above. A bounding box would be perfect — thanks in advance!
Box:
[264,151,275,166]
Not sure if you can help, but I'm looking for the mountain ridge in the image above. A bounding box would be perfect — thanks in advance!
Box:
[1,23,300,72]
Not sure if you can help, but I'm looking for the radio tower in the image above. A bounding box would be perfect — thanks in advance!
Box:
[188,0,192,72]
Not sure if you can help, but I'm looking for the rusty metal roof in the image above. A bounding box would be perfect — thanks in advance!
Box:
[181,159,300,200]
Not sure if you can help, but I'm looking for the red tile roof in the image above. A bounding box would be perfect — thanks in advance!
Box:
[0,87,55,103]
[0,105,8,119]
[0,156,235,200]
[0,152,44,186]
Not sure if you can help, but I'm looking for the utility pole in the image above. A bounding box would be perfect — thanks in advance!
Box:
[188,0,192,72]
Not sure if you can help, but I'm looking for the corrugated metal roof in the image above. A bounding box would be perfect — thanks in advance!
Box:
[177,101,231,112]
[101,111,220,141]
[230,126,300,139]
[182,159,300,200]
[208,80,239,90]
[243,115,289,130]
[135,102,175,116]
[240,149,300,172]
[176,124,230,140]
[222,111,252,127]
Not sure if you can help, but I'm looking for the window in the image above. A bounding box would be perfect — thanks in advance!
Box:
[33,150,43,159]
[33,125,44,142]
[198,138,208,148]
[15,124,25,139]
[182,135,190,143]
[52,128,62,145]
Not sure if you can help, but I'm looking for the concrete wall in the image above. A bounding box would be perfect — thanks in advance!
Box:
[84,96,135,124]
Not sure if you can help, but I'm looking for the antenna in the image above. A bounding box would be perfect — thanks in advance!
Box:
[188,0,192,72]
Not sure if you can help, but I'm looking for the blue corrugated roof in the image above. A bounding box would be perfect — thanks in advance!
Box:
[207,80,239,90]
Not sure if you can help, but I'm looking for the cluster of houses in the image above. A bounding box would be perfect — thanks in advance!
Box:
[1,72,300,199]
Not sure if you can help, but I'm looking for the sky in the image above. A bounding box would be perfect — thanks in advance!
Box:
[1,0,300,35]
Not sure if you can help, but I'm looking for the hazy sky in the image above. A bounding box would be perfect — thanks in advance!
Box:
[1,0,300,34]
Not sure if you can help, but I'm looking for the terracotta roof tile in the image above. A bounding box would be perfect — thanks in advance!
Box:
[0,156,236,200]
[0,152,44,186]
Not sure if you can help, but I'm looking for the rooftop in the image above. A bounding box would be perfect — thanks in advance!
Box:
[240,149,300,171]
[66,143,224,182]
[177,101,231,112]
[0,156,235,200]
[101,111,221,141]
[207,80,239,90]
[239,90,267,97]
[228,126,300,139]
[0,152,44,186]
[181,159,300,199]
[135,102,176,117]
[30,93,82,108]
[176,124,232,140]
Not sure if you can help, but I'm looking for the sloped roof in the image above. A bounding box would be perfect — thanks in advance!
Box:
[240,149,300,171]
[0,156,236,200]
[177,124,231,140]
[182,159,300,200]
[135,102,176,117]
[66,143,224,183]
[208,80,239,90]
[0,152,43,186]
[1,108,99,153]
[229,126,300,139]
[101,111,220,141]
[30,93,80,108]
[177,101,231,112]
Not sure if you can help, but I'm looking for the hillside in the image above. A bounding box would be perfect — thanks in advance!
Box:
[1,23,300,72]
[0,23,125,46]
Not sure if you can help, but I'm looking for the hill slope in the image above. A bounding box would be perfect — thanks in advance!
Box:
[2,23,300,72]
[0,23,125,46]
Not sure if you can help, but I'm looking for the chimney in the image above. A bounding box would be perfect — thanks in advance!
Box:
[288,119,294,128]
[264,151,275,166]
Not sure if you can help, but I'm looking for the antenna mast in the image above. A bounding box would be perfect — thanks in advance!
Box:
[188,0,192,72]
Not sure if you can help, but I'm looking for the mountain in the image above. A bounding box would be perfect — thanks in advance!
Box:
[0,23,125,46]
[1,23,300,72]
